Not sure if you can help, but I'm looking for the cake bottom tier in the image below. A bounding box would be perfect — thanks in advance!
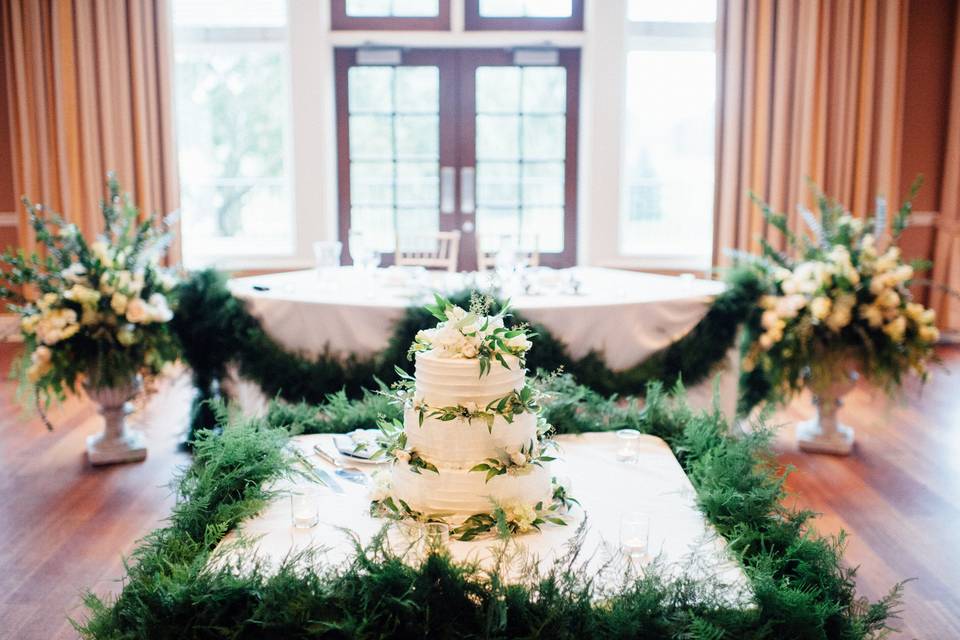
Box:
[390,462,553,519]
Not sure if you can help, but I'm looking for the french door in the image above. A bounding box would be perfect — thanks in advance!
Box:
[335,47,580,270]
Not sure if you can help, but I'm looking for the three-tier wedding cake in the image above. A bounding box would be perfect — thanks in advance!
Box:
[370,294,571,540]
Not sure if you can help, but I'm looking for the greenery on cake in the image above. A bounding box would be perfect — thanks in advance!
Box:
[77,380,904,638]
[469,438,558,483]
[0,174,179,414]
[739,179,941,408]
[410,292,534,376]
[390,365,541,429]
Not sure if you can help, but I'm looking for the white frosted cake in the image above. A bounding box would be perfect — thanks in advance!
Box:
[370,294,571,539]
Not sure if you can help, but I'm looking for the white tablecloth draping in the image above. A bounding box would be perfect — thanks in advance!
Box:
[228,267,725,370]
[214,432,751,604]
[226,266,738,417]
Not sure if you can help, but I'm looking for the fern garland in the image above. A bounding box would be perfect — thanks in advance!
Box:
[173,267,764,440]
[76,378,904,638]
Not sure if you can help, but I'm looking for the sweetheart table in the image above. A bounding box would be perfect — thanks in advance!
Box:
[214,431,751,603]
[227,267,738,416]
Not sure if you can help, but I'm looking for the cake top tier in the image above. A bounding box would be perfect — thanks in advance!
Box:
[409,293,534,377]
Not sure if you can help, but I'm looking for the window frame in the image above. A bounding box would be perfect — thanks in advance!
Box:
[171,23,297,268]
[464,0,584,31]
[330,0,451,31]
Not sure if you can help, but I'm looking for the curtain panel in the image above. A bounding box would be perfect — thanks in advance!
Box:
[713,0,908,264]
[1,0,179,258]
[929,7,960,333]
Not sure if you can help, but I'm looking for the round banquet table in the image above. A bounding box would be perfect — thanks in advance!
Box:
[228,266,726,371]
[213,432,751,605]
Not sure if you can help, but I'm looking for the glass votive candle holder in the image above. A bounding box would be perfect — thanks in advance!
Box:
[422,522,450,554]
[620,511,650,563]
[290,493,319,529]
[616,428,641,463]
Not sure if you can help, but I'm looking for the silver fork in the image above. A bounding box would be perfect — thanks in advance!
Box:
[313,443,368,485]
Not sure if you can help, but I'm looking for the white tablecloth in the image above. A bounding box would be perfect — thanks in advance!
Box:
[229,267,725,370]
[214,432,751,604]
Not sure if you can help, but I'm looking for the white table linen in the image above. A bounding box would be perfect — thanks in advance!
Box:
[229,267,725,368]
[214,432,751,604]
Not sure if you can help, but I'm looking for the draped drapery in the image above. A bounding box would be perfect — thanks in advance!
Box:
[1,0,179,258]
[713,0,908,263]
[929,8,960,334]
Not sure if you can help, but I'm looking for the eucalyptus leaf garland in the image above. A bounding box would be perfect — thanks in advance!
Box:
[76,379,904,638]
[173,267,765,440]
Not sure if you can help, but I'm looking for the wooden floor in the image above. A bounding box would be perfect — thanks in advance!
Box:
[0,343,957,639]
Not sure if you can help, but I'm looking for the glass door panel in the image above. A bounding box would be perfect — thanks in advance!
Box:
[462,50,579,268]
[336,50,452,262]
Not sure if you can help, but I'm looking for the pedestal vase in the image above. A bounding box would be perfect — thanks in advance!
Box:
[83,377,147,465]
[796,369,858,455]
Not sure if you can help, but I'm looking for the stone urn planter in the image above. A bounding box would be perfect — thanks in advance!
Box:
[83,376,146,465]
[796,363,858,455]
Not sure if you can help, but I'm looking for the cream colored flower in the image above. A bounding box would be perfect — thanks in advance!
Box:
[919,325,940,343]
[61,262,87,284]
[509,451,527,466]
[761,310,779,330]
[877,289,900,309]
[125,297,149,324]
[505,334,532,351]
[825,306,852,332]
[461,342,478,358]
[91,240,111,265]
[503,501,538,533]
[394,449,411,463]
[368,470,392,502]
[80,306,100,326]
[64,284,101,307]
[35,308,79,345]
[111,292,129,315]
[26,345,53,383]
[810,296,832,321]
[905,302,925,323]
[859,304,884,328]
[20,314,40,334]
[882,316,907,343]
[921,308,936,325]
[759,333,775,350]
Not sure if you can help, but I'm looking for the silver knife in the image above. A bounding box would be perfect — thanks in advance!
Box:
[313,465,344,494]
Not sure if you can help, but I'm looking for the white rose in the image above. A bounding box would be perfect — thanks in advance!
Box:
[125,297,149,324]
[509,451,527,466]
[61,262,87,284]
[445,306,467,323]
[905,302,925,323]
[759,333,775,350]
[148,293,173,322]
[505,334,531,351]
[461,342,478,358]
[368,470,392,502]
[91,240,111,265]
[882,316,907,343]
[394,449,411,463]
[486,315,505,330]
[826,307,852,332]
[761,310,779,329]
[877,289,900,309]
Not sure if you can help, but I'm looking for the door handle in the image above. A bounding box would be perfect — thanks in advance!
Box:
[460,167,475,214]
[440,166,455,214]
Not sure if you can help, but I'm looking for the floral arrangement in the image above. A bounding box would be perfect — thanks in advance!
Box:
[409,293,533,376]
[370,478,573,541]
[0,175,179,413]
[469,439,557,483]
[740,179,939,404]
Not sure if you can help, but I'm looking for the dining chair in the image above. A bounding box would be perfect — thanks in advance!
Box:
[476,234,540,271]
[395,230,462,272]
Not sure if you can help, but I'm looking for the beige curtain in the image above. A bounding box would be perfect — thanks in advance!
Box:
[1,0,179,258]
[929,8,960,333]
[713,0,908,263]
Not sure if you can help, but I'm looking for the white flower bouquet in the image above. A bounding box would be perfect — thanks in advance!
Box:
[741,180,940,406]
[0,175,180,412]
[409,292,534,376]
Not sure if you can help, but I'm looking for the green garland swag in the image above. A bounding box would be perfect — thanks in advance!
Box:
[173,267,764,439]
[76,377,902,639]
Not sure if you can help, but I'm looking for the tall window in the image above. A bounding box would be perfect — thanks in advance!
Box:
[171,0,292,268]
[620,0,716,267]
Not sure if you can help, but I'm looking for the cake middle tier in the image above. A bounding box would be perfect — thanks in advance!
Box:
[404,408,539,467]
[390,461,553,518]
[414,351,524,407]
